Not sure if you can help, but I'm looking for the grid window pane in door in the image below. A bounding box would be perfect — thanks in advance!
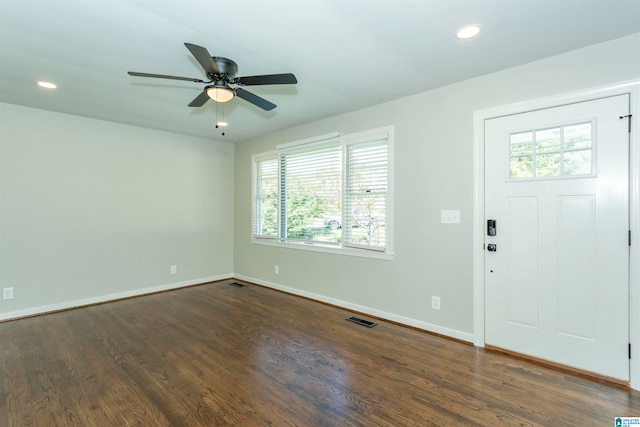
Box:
[509,131,534,179]
[535,127,561,178]
[536,152,561,177]
[508,121,594,181]
[535,127,561,153]
[563,122,592,175]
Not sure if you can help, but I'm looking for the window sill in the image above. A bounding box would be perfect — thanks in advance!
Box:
[251,238,394,261]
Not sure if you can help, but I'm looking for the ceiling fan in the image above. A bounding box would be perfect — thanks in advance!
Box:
[128,43,297,111]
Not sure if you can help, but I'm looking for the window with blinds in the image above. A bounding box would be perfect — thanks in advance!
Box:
[252,126,392,256]
[344,134,388,250]
[253,154,278,238]
[280,143,342,244]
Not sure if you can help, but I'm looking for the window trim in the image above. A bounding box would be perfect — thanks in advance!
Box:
[251,126,394,260]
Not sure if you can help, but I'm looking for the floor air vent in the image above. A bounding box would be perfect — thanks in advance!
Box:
[346,316,377,328]
[229,282,246,288]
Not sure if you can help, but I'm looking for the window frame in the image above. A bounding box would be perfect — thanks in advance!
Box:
[251,127,394,260]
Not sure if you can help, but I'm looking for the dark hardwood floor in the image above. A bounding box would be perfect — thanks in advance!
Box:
[1,279,638,426]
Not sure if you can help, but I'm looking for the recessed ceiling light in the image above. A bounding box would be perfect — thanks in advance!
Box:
[456,25,481,40]
[216,121,228,127]
[36,81,57,89]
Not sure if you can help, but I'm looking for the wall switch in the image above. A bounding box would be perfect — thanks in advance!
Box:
[3,287,14,300]
[431,296,441,310]
[170,265,177,274]
[274,265,280,275]
[441,210,461,224]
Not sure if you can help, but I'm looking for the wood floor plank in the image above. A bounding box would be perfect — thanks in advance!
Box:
[1,279,639,426]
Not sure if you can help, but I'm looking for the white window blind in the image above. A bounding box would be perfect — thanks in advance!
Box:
[280,143,342,244]
[253,155,279,238]
[344,134,388,250]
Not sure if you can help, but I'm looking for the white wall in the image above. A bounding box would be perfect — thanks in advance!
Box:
[0,104,235,319]
[234,34,640,341]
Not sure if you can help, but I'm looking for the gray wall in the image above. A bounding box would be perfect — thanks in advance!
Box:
[0,104,235,318]
[233,34,640,341]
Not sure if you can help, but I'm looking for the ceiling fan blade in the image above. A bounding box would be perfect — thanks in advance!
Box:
[236,73,297,86]
[184,43,220,76]
[235,88,276,111]
[128,71,205,83]
[188,90,211,107]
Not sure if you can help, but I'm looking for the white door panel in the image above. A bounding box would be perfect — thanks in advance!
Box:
[485,95,629,380]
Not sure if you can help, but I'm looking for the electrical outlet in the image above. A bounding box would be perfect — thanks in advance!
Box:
[170,265,177,274]
[274,265,280,275]
[431,296,441,310]
[3,287,14,300]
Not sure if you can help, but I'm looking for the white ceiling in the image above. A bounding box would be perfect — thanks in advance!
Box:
[1,0,639,143]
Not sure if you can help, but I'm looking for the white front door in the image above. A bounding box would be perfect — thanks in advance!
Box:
[484,95,630,381]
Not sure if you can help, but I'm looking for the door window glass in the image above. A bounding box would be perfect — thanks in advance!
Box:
[508,121,594,180]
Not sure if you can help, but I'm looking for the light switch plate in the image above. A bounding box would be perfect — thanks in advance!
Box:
[441,210,461,224]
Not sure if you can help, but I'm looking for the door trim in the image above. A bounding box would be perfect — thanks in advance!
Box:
[472,80,640,390]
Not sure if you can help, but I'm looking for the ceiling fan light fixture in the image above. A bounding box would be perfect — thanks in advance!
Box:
[456,24,481,39]
[206,85,234,103]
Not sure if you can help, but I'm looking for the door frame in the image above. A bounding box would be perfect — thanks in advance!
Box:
[472,80,640,390]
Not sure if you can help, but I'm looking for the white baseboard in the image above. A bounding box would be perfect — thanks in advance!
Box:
[234,274,475,344]
[0,274,233,321]
[2,273,475,345]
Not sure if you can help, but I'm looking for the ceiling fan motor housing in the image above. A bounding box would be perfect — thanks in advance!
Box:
[211,57,238,81]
